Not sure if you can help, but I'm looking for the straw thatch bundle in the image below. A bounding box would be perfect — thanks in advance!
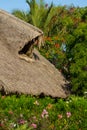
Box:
[0,10,68,98]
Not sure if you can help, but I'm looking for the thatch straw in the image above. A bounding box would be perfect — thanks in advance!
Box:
[0,10,69,98]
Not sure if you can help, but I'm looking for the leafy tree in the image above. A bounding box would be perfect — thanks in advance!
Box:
[26,0,44,27]
[66,22,87,95]
[79,7,87,22]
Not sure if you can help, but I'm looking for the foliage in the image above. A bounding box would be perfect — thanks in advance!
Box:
[66,22,87,95]
[40,36,66,69]
[12,10,29,22]
[26,0,44,27]
[13,0,56,36]
[0,94,87,130]
[26,0,57,36]
[40,6,87,95]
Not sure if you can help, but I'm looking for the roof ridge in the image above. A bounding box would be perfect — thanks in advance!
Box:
[0,9,43,35]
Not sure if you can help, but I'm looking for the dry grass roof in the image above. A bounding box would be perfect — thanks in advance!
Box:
[0,10,69,98]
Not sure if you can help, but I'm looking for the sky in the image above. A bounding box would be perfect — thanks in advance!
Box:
[0,0,87,13]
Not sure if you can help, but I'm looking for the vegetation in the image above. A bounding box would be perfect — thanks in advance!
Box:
[40,7,87,95]
[13,0,56,36]
[66,22,87,95]
[0,94,87,130]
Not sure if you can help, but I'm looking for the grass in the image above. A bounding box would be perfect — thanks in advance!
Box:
[0,94,87,130]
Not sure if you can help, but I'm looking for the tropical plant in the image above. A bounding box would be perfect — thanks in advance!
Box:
[26,0,57,36]
[12,10,29,22]
[12,0,56,36]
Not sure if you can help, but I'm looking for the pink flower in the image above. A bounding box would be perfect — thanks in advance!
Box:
[58,114,63,119]
[66,112,71,118]
[43,109,48,115]
[41,109,49,118]
[31,123,37,129]
[18,119,25,124]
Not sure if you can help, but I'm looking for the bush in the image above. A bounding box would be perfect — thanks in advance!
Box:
[66,23,87,95]
[0,94,87,130]
[40,36,66,70]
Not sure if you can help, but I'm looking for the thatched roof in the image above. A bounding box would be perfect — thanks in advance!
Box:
[0,10,68,98]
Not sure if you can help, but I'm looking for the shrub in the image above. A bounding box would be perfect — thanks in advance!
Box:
[66,23,87,95]
[0,94,87,130]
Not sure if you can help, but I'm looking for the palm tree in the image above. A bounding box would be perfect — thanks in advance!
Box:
[12,10,29,22]
[12,0,56,36]
[26,0,44,27]
[26,0,56,36]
